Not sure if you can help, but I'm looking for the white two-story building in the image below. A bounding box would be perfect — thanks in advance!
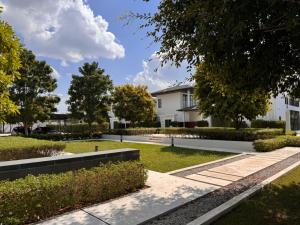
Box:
[151,85,300,130]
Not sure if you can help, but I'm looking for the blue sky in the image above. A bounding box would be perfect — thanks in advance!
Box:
[0,0,190,112]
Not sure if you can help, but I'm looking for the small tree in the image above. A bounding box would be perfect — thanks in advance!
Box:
[67,62,113,134]
[113,84,155,126]
[8,49,60,135]
[0,16,21,122]
[194,65,270,129]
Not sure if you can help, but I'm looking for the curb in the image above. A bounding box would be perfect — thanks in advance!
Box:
[186,159,300,225]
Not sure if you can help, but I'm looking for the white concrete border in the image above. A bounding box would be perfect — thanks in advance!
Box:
[187,160,300,225]
[166,153,247,175]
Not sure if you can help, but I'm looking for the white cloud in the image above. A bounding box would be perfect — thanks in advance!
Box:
[0,0,125,64]
[50,67,60,79]
[131,53,193,91]
[55,93,69,113]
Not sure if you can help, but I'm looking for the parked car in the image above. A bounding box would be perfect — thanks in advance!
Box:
[32,127,60,134]
[11,126,31,135]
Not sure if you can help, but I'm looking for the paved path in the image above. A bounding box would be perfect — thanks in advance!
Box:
[36,147,300,225]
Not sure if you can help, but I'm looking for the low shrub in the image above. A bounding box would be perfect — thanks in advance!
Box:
[107,128,160,136]
[0,137,65,161]
[161,128,283,141]
[254,135,300,152]
[105,127,283,141]
[48,123,108,134]
[251,119,286,130]
[29,132,102,141]
[0,161,147,225]
[196,120,209,127]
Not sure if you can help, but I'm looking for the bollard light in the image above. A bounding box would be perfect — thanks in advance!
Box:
[171,136,174,147]
[120,134,123,142]
[95,146,99,152]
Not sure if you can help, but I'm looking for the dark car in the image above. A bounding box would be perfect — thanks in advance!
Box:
[32,127,59,134]
[11,126,31,135]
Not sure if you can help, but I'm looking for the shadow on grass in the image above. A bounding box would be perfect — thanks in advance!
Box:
[214,183,300,225]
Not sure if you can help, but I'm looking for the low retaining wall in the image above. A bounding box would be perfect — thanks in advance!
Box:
[0,148,139,180]
[102,135,254,152]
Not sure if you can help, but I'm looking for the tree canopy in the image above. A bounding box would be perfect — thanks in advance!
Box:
[194,65,270,129]
[0,17,21,122]
[112,84,155,126]
[67,62,113,133]
[138,0,300,97]
[8,49,60,135]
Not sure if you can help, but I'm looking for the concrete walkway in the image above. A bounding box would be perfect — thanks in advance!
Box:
[36,147,300,225]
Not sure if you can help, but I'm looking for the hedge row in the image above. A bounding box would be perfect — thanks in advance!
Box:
[48,123,108,134]
[251,119,286,129]
[29,132,102,141]
[107,128,283,141]
[254,135,300,152]
[0,161,146,225]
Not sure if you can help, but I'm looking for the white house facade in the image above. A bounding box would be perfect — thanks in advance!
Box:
[152,85,300,131]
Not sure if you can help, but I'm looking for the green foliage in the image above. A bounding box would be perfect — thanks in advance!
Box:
[8,49,60,135]
[251,119,286,130]
[113,84,156,125]
[107,127,283,141]
[47,123,108,134]
[0,161,146,225]
[196,120,209,127]
[0,19,21,122]
[29,132,102,141]
[254,135,300,152]
[194,66,270,129]
[0,137,65,161]
[138,0,300,96]
[67,62,113,133]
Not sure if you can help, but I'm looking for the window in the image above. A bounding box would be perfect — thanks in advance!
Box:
[182,94,188,108]
[158,99,162,108]
[190,94,196,106]
[165,119,172,127]
[290,98,299,107]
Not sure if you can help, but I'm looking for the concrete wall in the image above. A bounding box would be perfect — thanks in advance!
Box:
[102,135,254,152]
[0,149,140,180]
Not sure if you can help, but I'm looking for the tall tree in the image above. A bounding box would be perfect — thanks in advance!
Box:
[112,84,155,126]
[137,0,300,97]
[9,49,60,135]
[67,62,113,133]
[0,10,21,122]
[194,65,270,129]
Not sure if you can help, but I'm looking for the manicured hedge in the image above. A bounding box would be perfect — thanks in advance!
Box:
[48,123,108,134]
[0,161,146,225]
[29,132,102,141]
[196,120,209,127]
[107,127,283,141]
[0,137,65,161]
[251,119,286,129]
[254,135,300,152]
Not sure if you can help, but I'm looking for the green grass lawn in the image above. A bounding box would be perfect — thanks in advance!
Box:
[213,165,300,225]
[64,140,233,172]
[0,136,61,151]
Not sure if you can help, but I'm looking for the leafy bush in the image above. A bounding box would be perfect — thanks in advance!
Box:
[48,123,108,134]
[254,135,300,152]
[196,120,209,127]
[105,127,283,141]
[0,161,146,225]
[29,132,102,141]
[0,137,65,161]
[107,128,160,136]
[161,128,283,141]
[251,119,286,129]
